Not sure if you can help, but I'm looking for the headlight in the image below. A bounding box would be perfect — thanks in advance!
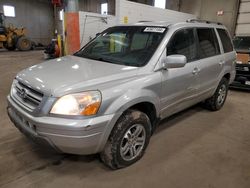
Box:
[50,91,101,116]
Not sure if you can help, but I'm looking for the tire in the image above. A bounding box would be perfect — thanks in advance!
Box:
[5,46,16,51]
[203,77,229,111]
[16,36,32,51]
[100,110,151,169]
[3,42,16,51]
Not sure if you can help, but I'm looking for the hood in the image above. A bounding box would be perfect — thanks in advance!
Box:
[16,55,139,96]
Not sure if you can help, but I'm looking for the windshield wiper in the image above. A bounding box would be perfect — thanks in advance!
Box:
[76,54,141,66]
[79,55,115,64]
[97,57,115,64]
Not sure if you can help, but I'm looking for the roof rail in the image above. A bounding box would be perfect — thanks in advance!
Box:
[186,19,223,25]
[138,20,152,23]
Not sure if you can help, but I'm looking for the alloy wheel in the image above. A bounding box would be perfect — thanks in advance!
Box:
[217,84,227,106]
[120,124,146,161]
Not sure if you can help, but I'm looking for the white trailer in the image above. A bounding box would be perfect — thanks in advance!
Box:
[79,0,196,47]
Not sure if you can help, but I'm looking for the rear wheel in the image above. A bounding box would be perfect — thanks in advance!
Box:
[203,77,229,111]
[16,36,32,51]
[100,110,151,169]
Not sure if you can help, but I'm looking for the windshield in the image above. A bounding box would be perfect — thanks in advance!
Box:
[233,36,250,51]
[75,26,167,67]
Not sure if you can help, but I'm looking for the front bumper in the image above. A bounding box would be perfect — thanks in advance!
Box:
[7,95,115,155]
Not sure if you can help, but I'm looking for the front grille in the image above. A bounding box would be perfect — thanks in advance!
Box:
[12,80,43,111]
[236,66,249,72]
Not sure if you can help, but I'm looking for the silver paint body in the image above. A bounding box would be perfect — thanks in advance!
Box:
[7,21,236,154]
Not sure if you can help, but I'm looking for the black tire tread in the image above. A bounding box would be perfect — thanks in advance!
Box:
[16,36,32,51]
[100,109,151,169]
[203,77,229,111]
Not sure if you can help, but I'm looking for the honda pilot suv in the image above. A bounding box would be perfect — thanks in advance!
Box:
[7,20,236,169]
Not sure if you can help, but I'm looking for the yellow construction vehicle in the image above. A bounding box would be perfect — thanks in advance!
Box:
[0,12,32,51]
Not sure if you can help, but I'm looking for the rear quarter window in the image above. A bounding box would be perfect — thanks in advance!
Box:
[217,29,233,53]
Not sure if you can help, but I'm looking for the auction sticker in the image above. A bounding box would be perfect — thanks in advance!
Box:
[144,27,166,33]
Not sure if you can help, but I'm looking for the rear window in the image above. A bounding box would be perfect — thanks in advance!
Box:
[217,29,233,53]
[197,28,220,59]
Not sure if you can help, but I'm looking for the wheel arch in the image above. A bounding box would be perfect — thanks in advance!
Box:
[96,98,160,153]
[223,73,231,81]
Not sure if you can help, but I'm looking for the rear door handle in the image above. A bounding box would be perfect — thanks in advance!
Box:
[192,67,200,75]
[219,60,225,66]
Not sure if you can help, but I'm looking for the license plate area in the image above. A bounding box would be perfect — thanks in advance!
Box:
[244,67,249,71]
[245,81,250,85]
[14,110,37,133]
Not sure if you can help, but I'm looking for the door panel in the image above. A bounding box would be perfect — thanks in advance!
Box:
[160,60,200,118]
[217,28,236,83]
[195,28,224,94]
[196,55,224,93]
[160,28,200,118]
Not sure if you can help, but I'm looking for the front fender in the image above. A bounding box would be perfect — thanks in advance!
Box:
[105,88,161,117]
[95,88,161,152]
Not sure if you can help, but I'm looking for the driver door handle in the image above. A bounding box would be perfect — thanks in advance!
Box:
[192,67,200,75]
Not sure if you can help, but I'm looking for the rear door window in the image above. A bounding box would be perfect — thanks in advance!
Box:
[197,28,220,59]
[167,28,197,62]
[217,29,233,53]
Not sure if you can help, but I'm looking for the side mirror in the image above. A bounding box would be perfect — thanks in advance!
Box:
[163,55,187,69]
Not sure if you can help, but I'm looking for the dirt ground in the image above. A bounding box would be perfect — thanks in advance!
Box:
[0,50,250,188]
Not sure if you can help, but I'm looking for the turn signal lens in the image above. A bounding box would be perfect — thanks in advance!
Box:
[81,102,101,116]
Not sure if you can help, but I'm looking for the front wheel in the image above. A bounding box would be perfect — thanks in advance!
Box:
[100,110,151,169]
[3,42,16,51]
[203,77,229,111]
[16,36,32,51]
[5,46,16,51]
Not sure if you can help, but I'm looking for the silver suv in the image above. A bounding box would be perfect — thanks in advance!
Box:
[7,20,236,169]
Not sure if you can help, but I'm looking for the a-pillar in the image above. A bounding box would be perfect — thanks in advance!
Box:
[64,0,80,55]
